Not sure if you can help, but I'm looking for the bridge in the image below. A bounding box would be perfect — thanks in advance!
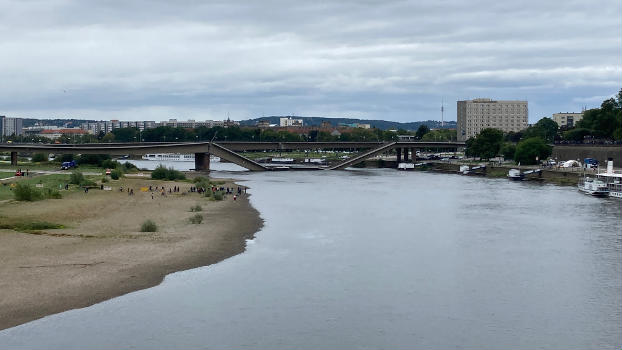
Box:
[0,141,465,171]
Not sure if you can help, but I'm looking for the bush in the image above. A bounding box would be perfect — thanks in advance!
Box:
[189,214,203,224]
[13,183,42,201]
[101,159,119,169]
[43,188,62,199]
[193,176,208,184]
[101,177,109,183]
[123,162,137,171]
[140,220,157,232]
[110,169,122,180]
[151,165,186,181]
[204,190,212,198]
[213,191,223,201]
[31,153,47,162]
[190,205,203,212]
[69,171,84,185]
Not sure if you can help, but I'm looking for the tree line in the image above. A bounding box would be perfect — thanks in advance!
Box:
[465,89,622,165]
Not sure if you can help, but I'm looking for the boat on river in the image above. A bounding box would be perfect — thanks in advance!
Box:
[398,163,415,170]
[507,169,524,180]
[142,154,220,162]
[595,160,622,199]
[578,177,609,197]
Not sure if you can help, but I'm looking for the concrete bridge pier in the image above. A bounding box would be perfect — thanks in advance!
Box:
[194,152,210,171]
[411,148,417,161]
[396,148,402,163]
[404,148,409,162]
[10,152,18,166]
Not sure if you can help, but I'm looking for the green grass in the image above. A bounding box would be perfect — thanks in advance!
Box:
[0,174,72,200]
[0,220,64,234]
[0,172,15,179]
[0,162,103,172]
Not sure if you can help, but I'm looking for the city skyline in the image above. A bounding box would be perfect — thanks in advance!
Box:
[0,0,620,123]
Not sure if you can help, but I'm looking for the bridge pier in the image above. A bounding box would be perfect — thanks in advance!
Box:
[404,148,409,162]
[411,148,417,161]
[10,152,18,166]
[194,153,210,171]
[396,148,402,163]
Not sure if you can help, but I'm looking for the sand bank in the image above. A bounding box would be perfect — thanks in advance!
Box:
[0,177,262,330]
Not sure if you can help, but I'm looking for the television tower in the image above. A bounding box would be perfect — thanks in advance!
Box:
[441,98,445,128]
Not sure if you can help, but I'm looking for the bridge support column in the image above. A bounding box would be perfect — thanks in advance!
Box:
[396,148,402,163]
[10,152,18,166]
[404,148,409,162]
[194,152,210,171]
[412,148,417,161]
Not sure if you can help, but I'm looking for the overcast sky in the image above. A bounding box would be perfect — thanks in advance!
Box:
[1,0,620,123]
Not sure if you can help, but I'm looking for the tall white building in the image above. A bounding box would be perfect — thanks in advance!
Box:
[457,98,528,141]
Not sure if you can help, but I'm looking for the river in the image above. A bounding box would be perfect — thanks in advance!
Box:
[1,164,620,349]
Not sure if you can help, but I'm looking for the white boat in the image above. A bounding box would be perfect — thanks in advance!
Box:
[398,163,415,170]
[578,176,609,197]
[596,160,622,198]
[141,154,220,162]
[507,169,524,180]
[271,157,294,163]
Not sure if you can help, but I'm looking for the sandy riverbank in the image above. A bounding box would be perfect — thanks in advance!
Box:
[0,177,262,330]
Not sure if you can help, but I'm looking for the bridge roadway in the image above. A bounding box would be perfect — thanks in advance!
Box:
[0,141,465,171]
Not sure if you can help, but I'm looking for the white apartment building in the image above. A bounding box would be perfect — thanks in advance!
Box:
[457,98,528,141]
[552,112,583,128]
[279,117,304,127]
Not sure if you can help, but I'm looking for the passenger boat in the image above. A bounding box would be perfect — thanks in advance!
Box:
[595,160,622,199]
[507,169,524,180]
[141,154,220,162]
[398,163,415,170]
[142,153,194,161]
[577,177,609,197]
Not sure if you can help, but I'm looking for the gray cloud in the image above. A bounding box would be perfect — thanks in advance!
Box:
[0,0,620,122]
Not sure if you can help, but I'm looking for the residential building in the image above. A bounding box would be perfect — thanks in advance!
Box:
[37,128,88,140]
[552,112,583,128]
[280,117,304,127]
[457,98,528,141]
[1,116,24,137]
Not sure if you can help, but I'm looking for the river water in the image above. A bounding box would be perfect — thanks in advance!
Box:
[1,164,620,349]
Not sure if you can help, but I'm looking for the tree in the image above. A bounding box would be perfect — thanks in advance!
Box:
[574,89,622,140]
[562,128,591,142]
[101,132,115,143]
[465,128,504,159]
[500,143,516,160]
[514,137,552,165]
[522,117,558,143]
[31,153,47,162]
[415,125,430,139]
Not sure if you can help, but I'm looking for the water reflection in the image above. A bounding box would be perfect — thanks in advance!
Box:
[1,169,620,349]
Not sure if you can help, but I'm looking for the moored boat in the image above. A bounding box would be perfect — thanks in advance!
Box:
[398,163,415,170]
[578,176,609,197]
[596,160,622,199]
[507,169,524,180]
[142,154,220,162]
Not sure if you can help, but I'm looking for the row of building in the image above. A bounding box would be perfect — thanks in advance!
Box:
[1,106,585,142]
[456,98,583,141]
[80,118,239,134]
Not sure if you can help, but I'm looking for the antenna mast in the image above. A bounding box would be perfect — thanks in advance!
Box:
[441,98,444,128]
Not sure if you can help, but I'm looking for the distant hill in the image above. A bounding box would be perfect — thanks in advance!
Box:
[239,116,456,131]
